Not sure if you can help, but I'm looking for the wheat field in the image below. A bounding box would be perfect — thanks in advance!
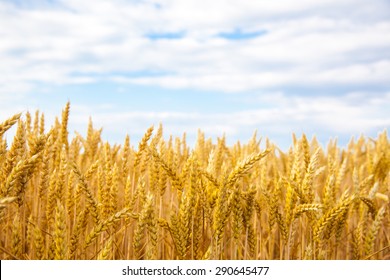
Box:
[0,102,389,260]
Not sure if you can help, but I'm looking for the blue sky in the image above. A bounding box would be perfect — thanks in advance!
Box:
[0,0,389,150]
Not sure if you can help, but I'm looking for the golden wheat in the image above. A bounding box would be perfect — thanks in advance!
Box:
[0,104,389,260]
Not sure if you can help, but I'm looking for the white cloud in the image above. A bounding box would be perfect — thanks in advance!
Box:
[0,89,388,149]
[1,0,389,93]
[54,92,388,149]
[0,0,389,149]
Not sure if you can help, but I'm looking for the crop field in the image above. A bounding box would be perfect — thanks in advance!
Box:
[0,103,389,260]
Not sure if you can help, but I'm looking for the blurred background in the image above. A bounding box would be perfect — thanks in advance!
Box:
[1,0,389,149]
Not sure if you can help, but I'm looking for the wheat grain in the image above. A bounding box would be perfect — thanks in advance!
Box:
[0,113,22,138]
[0,105,388,260]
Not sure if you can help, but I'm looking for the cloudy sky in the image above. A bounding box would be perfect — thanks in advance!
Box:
[1,0,389,149]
